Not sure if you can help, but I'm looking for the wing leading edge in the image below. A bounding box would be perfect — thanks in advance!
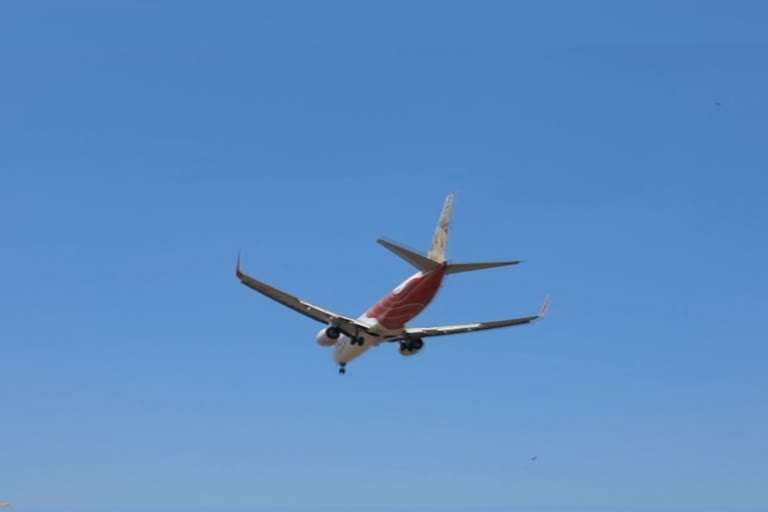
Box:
[236,252,371,335]
[400,295,550,340]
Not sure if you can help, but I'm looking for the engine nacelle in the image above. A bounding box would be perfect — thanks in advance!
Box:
[399,338,424,356]
[316,326,341,346]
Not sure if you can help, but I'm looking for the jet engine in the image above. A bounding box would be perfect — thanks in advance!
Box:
[316,326,341,346]
[399,338,424,356]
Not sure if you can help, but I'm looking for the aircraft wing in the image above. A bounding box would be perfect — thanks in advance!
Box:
[236,254,370,335]
[400,296,550,340]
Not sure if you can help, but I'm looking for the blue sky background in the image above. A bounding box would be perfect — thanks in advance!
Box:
[2,1,767,511]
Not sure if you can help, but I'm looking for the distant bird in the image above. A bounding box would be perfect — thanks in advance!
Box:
[530,456,537,461]
[715,101,721,107]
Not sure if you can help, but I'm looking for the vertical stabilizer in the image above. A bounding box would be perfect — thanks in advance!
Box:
[428,193,454,262]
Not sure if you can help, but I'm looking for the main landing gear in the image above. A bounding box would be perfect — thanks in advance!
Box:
[350,336,365,346]
[339,363,347,375]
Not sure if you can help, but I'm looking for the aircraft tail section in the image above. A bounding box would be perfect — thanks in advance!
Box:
[428,193,454,262]
[378,193,522,275]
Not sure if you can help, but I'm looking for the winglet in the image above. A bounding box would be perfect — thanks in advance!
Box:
[538,295,551,318]
[236,250,244,278]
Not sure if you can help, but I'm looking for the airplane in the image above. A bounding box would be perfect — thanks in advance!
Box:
[236,193,549,374]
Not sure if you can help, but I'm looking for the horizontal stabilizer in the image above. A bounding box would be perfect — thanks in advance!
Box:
[445,260,521,274]
[377,239,441,272]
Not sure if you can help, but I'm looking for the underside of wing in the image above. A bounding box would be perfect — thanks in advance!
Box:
[236,253,369,335]
[400,296,550,340]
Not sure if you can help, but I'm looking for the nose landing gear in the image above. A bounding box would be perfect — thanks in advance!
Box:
[339,362,347,375]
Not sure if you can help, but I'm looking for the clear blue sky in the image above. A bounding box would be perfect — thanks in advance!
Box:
[2,1,767,511]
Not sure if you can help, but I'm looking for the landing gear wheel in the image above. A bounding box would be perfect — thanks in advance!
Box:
[339,362,347,375]
[353,336,365,346]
